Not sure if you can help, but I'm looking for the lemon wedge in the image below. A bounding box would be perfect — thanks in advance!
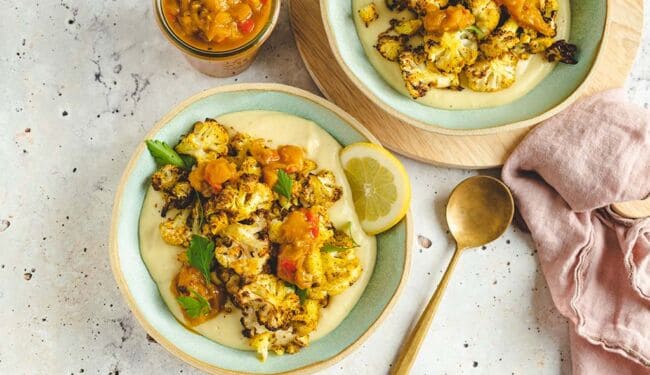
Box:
[340,142,411,235]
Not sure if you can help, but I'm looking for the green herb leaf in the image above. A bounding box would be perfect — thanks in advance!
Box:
[145,140,186,168]
[295,287,308,304]
[176,290,210,318]
[321,244,349,252]
[273,170,293,199]
[180,154,196,169]
[186,234,214,283]
[467,25,485,40]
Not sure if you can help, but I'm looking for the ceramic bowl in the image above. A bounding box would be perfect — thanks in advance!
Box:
[321,0,606,131]
[109,83,412,374]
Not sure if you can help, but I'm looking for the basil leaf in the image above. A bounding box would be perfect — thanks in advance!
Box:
[186,234,214,283]
[176,290,210,318]
[273,170,293,199]
[145,140,186,168]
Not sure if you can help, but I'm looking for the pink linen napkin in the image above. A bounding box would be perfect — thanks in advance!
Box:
[501,89,650,374]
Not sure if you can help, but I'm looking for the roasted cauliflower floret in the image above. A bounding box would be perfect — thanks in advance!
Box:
[152,164,188,192]
[406,0,448,14]
[292,299,320,337]
[239,156,262,177]
[465,0,500,34]
[249,329,308,362]
[202,211,229,237]
[544,40,578,65]
[315,248,362,297]
[175,119,230,163]
[425,30,478,73]
[358,3,379,27]
[298,170,342,209]
[375,34,405,62]
[237,274,301,330]
[391,18,423,36]
[398,50,460,98]
[214,217,270,278]
[479,19,520,58]
[160,209,192,247]
[462,52,519,92]
[211,177,274,221]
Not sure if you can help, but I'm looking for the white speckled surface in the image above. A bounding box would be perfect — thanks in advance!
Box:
[0,1,648,374]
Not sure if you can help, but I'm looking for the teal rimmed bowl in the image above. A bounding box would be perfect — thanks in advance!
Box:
[109,83,412,374]
[322,0,606,131]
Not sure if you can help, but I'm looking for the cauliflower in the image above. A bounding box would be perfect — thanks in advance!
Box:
[237,274,301,330]
[159,209,192,247]
[425,30,478,73]
[358,3,379,27]
[298,170,342,209]
[210,176,274,221]
[292,299,321,337]
[249,329,307,361]
[391,18,423,36]
[214,217,270,278]
[462,52,519,92]
[175,119,230,163]
[375,34,405,62]
[465,0,500,34]
[152,164,188,192]
[228,132,254,159]
[313,248,362,297]
[479,19,520,58]
[239,156,262,177]
[403,0,448,14]
[398,50,460,98]
[544,40,578,64]
[202,211,229,237]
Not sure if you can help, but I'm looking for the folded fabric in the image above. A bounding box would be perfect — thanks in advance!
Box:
[502,89,650,374]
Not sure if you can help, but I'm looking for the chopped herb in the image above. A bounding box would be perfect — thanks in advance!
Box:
[186,235,214,283]
[145,140,186,168]
[273,170,293,199]
[180,154,196,169]
[321,244,350,253]
[177,290,210,318]
[467,25,485,40]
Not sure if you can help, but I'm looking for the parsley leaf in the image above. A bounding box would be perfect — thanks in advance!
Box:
[194,191,204,229]
[186,235,214,283]
[176,290,210,318]
[180,154,196,169]
[145,140,186,168]
[273,170,293,199]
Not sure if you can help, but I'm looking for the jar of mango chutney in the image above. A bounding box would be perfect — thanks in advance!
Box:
[154,0,280,77]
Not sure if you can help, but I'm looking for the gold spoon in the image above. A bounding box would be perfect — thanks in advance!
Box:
[391,175,515,375]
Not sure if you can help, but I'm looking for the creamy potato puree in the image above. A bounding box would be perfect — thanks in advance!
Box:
[352,0,570,109]
[139,110,377,350]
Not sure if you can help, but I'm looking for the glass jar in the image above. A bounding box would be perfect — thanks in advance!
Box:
[154,0,281,77]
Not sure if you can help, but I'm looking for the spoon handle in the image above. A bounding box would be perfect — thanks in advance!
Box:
[390,247,464,375]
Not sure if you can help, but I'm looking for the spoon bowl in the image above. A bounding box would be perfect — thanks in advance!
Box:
[391,175,514,374]
[447,176,515,250]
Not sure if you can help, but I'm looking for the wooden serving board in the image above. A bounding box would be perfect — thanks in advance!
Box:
[289,0,643,168]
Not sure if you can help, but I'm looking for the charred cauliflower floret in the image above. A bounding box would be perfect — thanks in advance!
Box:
[314,248,362,297]
[406,0,448,14]
[175,119,230,163]
[211,177,274,221]
[358,3,379,27]
[237,274,301,330]
[160,209,192,247]
[292,299,320,337]
[479,19,520,58]
[152,164,188,192]
[214,217,270,278]
[462,52,519,92]
[249,329,308,362]
[298,170,342,209]
[375,34,405,62]
[425,30,479,73]
[398,50,460,98]
[544,40,578,64]
[239,156,262,177]
[391,18,423,36]
[202,211,229,237]
[465,0,500,34]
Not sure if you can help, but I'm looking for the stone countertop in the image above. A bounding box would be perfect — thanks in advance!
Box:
[1,1,648,374]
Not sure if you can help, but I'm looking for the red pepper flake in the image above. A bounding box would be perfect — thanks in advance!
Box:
[238,19,255,34]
